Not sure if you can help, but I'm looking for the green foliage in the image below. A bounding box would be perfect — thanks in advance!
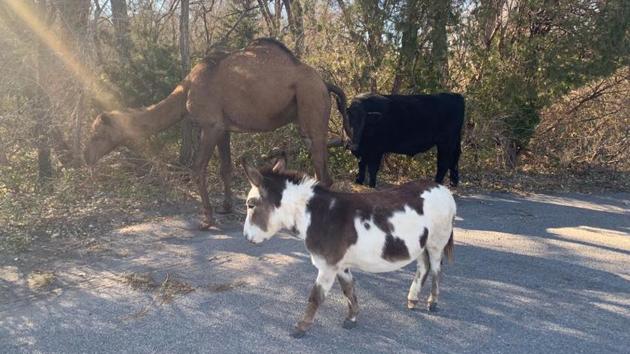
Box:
[105,42,182,108]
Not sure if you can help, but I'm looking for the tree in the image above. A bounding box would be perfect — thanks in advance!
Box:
[178,0,196,166]
[110,0,132,62]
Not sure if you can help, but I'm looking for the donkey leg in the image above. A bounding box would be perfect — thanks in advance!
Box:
[292,267,336,338]
[426,250,443,312]
[337,269,359,328]
[407,250,430,310]
[193,127,222,229]
[216,132,232,214]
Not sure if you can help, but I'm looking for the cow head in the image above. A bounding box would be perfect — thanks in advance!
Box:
[346,103,381,153]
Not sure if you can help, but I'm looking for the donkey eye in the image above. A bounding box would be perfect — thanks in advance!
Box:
[246,201,256,209]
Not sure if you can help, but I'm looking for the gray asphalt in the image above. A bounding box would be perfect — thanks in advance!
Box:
[1,192,629,353]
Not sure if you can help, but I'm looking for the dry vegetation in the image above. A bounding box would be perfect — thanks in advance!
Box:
[0,0,628,253]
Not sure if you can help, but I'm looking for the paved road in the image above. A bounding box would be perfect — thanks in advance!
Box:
[1,192,629,353]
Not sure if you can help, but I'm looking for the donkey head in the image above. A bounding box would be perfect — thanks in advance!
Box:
[242,157,290,244]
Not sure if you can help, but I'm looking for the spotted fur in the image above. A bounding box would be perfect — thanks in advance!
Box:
[242,158,456,336]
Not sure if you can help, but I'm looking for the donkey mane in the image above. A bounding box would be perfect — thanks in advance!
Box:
[259,167,318,187]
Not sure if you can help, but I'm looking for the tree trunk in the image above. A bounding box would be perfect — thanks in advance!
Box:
[178,0,196,166]
[56,0,91,166]
[283,0,304,58]
[110,0,132,62]
[392,0,420,94]
[429,0,450,90]
[34,0,54,183]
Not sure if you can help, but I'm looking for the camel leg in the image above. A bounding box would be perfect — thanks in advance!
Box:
[216,132,232,214]
[296,84,333,187]
[193,127,222,229]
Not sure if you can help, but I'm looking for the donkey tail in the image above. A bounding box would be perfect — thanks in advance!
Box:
[443,230,454,263]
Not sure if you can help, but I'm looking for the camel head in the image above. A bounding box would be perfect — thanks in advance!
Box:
[83,112,129,165]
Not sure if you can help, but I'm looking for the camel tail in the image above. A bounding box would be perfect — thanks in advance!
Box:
[325,83,350,139]
[444,230,454,263]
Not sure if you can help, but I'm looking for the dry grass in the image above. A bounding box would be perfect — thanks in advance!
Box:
[26,270,56,290]
[205,281,247,293]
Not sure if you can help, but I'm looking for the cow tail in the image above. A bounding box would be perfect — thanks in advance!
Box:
[444,230,454,263]
[325,83,350,139]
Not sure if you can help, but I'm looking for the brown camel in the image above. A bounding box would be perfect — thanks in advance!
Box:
[84,38,349,228]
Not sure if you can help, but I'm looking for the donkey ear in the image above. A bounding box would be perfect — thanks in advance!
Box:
[272,154,286,173]
[242,159,263,187]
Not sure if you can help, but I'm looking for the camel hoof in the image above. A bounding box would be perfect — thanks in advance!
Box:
[290,328,306,339]
[199,220,216,231]
[342,319,357,329]
[407,300,418,310]
[427,302,438,312]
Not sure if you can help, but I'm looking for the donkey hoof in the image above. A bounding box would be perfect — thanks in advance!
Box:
[342,319,357,329]
[407,300,419,310]
[427,302,438,312]
[290,329,306,339]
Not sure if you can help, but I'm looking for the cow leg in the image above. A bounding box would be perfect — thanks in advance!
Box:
[216,132,232,213]
[192,127,222,229]
[407,250,430,310]
[355,158,367,185]
[426,249,443,312]
[449,142,462,187]
[337,269,359,328]
[435,144,452,185]
[367,155,382,188]
[292,267,336,338]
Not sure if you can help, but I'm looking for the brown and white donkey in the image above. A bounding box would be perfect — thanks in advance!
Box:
[242,157,456,338]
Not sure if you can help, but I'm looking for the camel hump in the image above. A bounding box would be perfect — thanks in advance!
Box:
[203,49,231,67]
[249,38,301,64]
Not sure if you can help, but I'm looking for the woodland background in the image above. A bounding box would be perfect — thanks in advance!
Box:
[0,0,628,250]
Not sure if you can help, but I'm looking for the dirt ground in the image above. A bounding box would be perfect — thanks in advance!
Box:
[1,191,629,353]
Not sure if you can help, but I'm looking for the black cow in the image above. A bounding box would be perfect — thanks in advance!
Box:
[345,93,464,188]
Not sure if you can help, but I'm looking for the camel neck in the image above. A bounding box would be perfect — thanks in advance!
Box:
[126,84,187,136]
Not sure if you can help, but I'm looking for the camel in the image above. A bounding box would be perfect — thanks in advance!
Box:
[84,38,349,228]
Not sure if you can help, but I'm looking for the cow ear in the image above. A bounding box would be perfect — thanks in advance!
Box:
[242,159,263,187]
[366,112,382,120]
[272,154,286,173]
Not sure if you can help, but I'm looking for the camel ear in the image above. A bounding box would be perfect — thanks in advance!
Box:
[272,154,286,173]
[242,159,263,187]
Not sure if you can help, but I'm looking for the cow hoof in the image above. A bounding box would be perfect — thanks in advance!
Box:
[407,300,418,310]
[290,329,306,338]
[342,319,357,329]
[427,302,438,312]
[354,179,364,185]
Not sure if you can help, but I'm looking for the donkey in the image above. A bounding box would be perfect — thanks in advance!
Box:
[242,157,456,337]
